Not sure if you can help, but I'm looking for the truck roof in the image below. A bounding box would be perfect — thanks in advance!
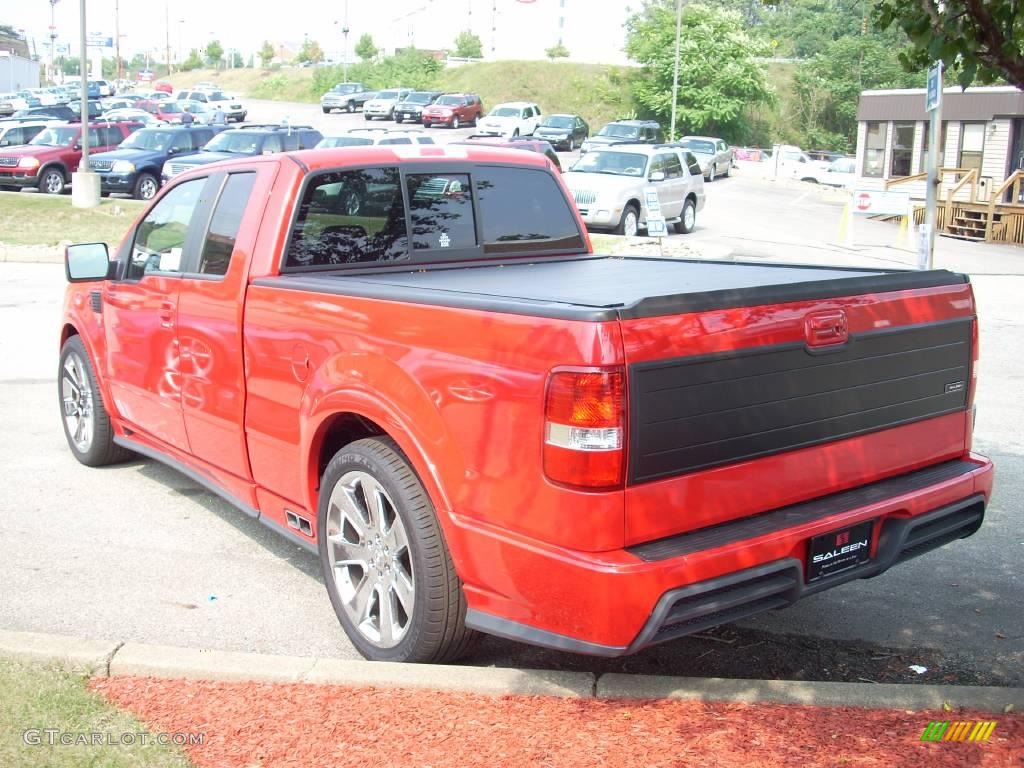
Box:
[290,143,555,173]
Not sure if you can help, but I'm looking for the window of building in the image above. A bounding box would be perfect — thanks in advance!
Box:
[919,120,948,173]
[863,122,885,177]
[889,122,914,177]
[959,122,985,175]
[197,172,256,276]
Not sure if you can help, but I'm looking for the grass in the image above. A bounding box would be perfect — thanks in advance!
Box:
[167,62,639,129]
[0,658,193,768]
[0,193,145,249]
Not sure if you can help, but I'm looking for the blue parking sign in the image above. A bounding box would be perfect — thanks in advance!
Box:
[926,64,942,111]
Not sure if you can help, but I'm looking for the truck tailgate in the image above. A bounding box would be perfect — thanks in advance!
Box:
[620,280,975,546]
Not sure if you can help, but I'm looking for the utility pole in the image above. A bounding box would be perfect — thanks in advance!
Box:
[114,0,121,84]
[164,0,171,75]
[670,0,683,141]
[73,0,100,208]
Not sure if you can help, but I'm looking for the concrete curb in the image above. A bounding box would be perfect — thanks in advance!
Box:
[0,244,63,264]
[2,629,1021,711]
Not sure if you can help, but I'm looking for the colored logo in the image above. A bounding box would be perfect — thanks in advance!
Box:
[835,531,850,547]
[920,721,997,742]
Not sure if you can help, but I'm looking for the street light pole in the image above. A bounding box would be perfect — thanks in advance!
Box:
[73,0,100,208]
[342,0,349,81]
[670,0,683,141]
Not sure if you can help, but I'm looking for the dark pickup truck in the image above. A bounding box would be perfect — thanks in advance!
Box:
[60,144,993,664]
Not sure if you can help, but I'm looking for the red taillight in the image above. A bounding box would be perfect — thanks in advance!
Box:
[543,368,625,490]
[967,317,979,444]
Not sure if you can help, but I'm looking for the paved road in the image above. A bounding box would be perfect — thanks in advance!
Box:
[1,139,1021,683]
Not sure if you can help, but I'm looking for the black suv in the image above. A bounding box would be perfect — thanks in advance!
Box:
[581,120,661,153]
[394,91,442,124]
[89,125,224,200]
[161,124,323,184]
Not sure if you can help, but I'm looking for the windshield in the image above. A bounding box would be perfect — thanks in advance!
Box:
[206,92,230,102]
[120,129,174,151]
[332,84,358,94]
[156,102,184,113]
[317,136,374,147]
[542,116,574,129]
[30,126,79,146]
[597,124,640,138]
[376,90,399,100]
[570,150,648,176]
[490,107,520,118]
[202,131,262,154]
[679,139,715,154]
[434,96,462,106]
[404,93,434,104]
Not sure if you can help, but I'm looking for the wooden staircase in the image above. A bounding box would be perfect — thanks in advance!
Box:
[943,210,999,242]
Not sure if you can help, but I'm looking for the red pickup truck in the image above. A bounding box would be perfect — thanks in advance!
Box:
[59,145,994,663]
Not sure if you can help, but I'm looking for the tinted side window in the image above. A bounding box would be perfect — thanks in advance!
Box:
[286,168,409,268]
[663,153,683,178]
[685,151,702,177]
[198,172,256,276]
[262,134,282,153]
[380,137,412,145]
[191,129,212,147]
[406,173,476,251]
[169,132,191,152]
[474,167,584,255]
[280,132,300,151]
[299,130,322,149]
[128,178,206,279]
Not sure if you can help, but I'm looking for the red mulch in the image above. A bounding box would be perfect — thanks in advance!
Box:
[90,676,1023,768]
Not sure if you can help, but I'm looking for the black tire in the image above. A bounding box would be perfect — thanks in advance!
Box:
[512,128,519,137]
[675,197,697,234]
[451,115,460,129]
[322,107,331,114]
[706,165,716,183]
[58,335,133,467]
[347,101,355,113]
[722,163,730,178]
[395,115,403,124]
[318,437,481,663]
[613,203,640,236]
[364,113,372,121]
[568,137,574,151]
[133,172,159,201]
[38,166,65,195]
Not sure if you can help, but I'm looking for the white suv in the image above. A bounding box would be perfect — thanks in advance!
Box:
[315,128,437,148]
[477,102,542,138]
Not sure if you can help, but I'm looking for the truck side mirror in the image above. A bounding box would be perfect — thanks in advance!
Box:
[649,171,666,182]
[65,242,112,282]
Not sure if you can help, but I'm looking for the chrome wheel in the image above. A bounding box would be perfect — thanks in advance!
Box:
[61,352,94,454]
[684,201,696,230]
[41,169,64,194]
[326,470,414,649]
[707,166,716,183]
[452,116,460,129]
[136,175,157,200]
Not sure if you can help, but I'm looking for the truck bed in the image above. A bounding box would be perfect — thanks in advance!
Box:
[264,256,967,320]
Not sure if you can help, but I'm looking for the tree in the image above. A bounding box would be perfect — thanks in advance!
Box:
[545,42,570,60]
[181,48,203,71]
[874,0,1024,89]
[453,30,483,58]
[205,39,224,67]
[792,36,924,151]
[298,37,325,64]
[259,40,275,68]
[625,2,773,140]
[355,33,377,62]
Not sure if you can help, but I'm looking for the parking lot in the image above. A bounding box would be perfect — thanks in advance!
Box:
[1,106,1022,685]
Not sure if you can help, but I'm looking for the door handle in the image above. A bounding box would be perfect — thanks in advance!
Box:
[159,299,175,329]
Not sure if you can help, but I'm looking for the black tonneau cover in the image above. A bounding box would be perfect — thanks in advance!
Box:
[257,256,968,321]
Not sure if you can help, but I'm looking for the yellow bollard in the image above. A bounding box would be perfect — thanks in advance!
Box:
[837,203,852,247]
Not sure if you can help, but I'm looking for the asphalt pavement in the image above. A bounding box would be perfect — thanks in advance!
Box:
[0,128,1021,685]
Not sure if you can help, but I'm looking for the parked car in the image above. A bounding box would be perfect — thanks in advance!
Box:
[581,120,661,153]
[69,100,105,122]
[454,135,562,171]
[100,98,138,112]
[102,108,165,127]
[803,156,857,189]
[89,125,222,200]
[177,90,247,122]
[563,143,705,235]
[477,102,542,138]
[0,121,141,193]
[31,87,61,106]
[0,119,53,148]
[320,82,375,114]
[137,99,185,123]
[393,91,442,124]
[13,105,78,122]
[191,81,218,92]
[60,142,992,665]
[93,79,114,97]
[180,101,218,125]
[161,124,323,183]
[675,136,732,182]
[152,80,174,94]
[533,113,589,151]
[316,128,437,148]
[17,90,42,108]
[0,94,29,117]
[140,90,173,102]
[363,89,413,121]
[421,93,483,129]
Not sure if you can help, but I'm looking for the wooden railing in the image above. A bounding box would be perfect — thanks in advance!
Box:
[986,170,1024,239]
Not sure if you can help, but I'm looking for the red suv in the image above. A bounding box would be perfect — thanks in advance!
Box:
[421,93,483,129]
[0,121,141,194]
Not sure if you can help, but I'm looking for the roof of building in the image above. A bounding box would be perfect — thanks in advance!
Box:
[858,86,1024,122]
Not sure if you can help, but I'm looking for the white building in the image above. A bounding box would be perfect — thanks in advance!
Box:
[0,50,40,91]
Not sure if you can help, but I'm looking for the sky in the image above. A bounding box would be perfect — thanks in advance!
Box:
[6,0,632,65]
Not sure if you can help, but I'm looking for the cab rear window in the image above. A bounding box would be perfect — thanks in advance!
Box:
[283,164,584,270]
